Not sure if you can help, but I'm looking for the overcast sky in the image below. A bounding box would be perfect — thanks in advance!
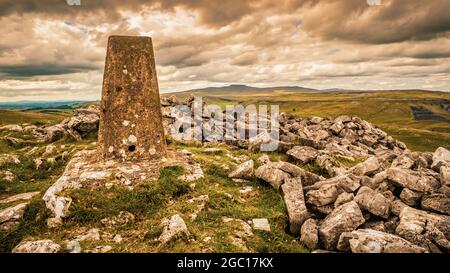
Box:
[0,0,449,102]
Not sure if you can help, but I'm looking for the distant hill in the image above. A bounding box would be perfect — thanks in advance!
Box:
[174,84,319,95]
[0,100,89,110]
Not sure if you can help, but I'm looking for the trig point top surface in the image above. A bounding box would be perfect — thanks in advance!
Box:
[98,35,166,161]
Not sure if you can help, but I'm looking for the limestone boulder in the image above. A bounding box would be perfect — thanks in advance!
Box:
[159,214,190,244]
[329,121,344,135]
[0,203,27,225]
[44,125,67,142]
[281,177,309,235]
[431,147,450,171]
[300,218,319,250]
[271,161,324,186]
[306,184,341,207]
[255,163,289,189]
[319,201,365,250]
[396,207,450,251]
[421,194,450,215]
[355,186,392,219]
[12,240,61,253]
[334,192,354,207]
[228,160,254,180]
[440,166,450,186]
[399,188,422,207]
[338,229,426,253]
[286,146,318,164]
[248,131,272,153]
[350,156,381,176]
[252,218,271,232]
[386,167,440,193]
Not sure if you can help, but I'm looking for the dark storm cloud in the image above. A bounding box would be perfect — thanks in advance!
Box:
[299,0,450,44]
[0,64,97,78]
[1,0,449,44]
[1,0,450,100]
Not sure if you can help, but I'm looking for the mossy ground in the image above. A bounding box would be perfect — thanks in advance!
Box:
[1,133,308,253]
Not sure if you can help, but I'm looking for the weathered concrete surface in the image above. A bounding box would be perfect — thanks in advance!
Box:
[99,36,166,161]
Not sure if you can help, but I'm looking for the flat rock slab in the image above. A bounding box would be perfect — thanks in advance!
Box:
[387,167,440,193]
[0,203,28,224]
[43,149,195,226]
[286,146,318,164]
[396,207,450,239]
[252,218,271,232]
[12,240,61,253]
[228,160,254,180]
[0,192,40,204]
[338,229,427,253]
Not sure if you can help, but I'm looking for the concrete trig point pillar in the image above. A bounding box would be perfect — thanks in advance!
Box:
[99,36,166,161]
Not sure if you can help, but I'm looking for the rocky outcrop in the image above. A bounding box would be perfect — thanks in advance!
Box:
[228,160,254,180]
[287,146,318,164]
[354,186,391,219]
[255,163,290,189]
[156,97,450,253]
[387,167,440,193]
[12,240,61,253]
[319,201,365,250]
[300,218,319,250]
[7,105,101,143]
[337,229,427,253]
[431,147,450,171]
[0,203,28,228]
[252,218,271,232]
[395,207,450,252]
[43,149,195,227]
[11,96,446,254]
[0,154,20,167]
[281,177,309,235]
[159,214,190,244]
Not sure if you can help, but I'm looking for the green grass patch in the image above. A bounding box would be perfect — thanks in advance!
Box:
[0,198,50,253]
[66,166,189,225]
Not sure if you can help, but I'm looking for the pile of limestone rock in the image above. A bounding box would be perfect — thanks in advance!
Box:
[162,95,450,253]
[0,105,100,143]
[228,147,449,253]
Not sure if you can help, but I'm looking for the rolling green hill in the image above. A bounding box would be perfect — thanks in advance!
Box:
[0,109,70,126]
